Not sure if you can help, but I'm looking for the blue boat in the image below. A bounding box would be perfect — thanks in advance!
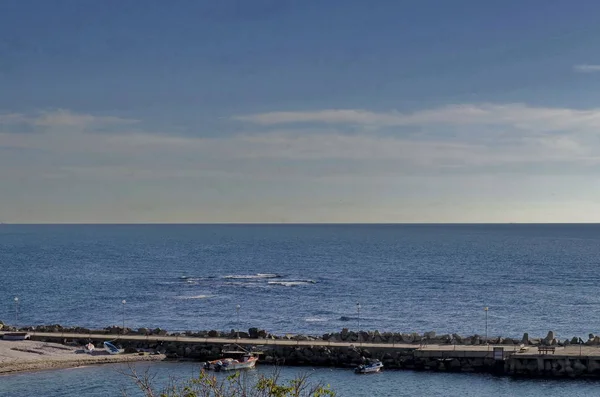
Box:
[103,341,121,355]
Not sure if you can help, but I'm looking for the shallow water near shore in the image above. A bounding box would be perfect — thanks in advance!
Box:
[2,361,600,397]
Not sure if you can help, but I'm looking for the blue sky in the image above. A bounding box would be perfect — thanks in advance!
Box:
[2,0,600,222]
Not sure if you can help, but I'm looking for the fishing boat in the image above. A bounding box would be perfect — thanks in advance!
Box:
[103,341,121,355]
[204,354,258,371]
[354,360,384,374]
[84,343,95,354]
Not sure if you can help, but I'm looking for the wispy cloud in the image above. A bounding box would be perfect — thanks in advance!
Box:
[234,103,600,134]
[0,109,139,129]
[2,104,600,183]
[573,64,600,73]
[3,106,600,222]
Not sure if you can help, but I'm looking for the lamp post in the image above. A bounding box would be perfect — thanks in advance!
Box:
[356,302,361,332]
[121,300,126,334]
[484,307,489,345]
[14,297,19,328]
[236,305,241,340]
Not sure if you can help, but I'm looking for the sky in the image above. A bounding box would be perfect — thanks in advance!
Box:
[2,0,600,223]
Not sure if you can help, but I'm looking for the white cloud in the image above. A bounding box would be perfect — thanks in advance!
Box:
[2,104,600,185]
[3,107,600,222]
[0,109,139,128]
[234,103,600,134]
[574,64,600,73]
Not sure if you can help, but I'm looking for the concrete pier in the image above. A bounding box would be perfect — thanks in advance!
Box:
[3,330,600,378]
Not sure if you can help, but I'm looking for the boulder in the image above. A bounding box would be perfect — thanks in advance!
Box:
[423,331,436,340]
[359,331,370,342]
[208,330,219,337]
[521,333,530,345]
[451,333,463,344]
[340,328,349,341]
[257,329,267,338]
[124,346,138,354]
[543,331,555,345]
[248,327,259,338]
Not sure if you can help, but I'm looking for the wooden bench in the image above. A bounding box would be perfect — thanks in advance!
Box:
[537,346,556,354]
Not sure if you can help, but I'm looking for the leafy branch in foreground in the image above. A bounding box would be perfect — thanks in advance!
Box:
[120,364,336,397]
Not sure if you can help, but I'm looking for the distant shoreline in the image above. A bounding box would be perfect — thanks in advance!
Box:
[2,222,600,226]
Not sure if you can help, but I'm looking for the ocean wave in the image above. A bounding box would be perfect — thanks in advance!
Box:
[223,281,269,288]
[224,273,281,279]
[267,280,316,287]
[176,294,214,299]
[305,317,328,323]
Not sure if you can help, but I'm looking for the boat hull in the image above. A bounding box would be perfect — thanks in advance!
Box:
[354,362,384,374]
[103,341,121,355]
[206,355,258,371]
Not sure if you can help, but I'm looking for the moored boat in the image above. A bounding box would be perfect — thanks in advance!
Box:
[204,354,258,371]
[354,360,384,374]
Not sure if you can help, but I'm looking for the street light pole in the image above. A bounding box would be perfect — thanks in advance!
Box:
[236,305,241,340]
[356,302,361,332]
[484,307,488,345]
[121,300,126,334]
[14,297,19,328]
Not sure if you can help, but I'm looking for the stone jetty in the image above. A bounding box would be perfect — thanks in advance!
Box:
[4,321,600,379]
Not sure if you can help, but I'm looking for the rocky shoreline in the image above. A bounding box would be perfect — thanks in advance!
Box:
[5,321,600,378]
[4,320,591,348]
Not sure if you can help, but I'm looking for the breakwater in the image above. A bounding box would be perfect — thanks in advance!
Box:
[3,322,600,379]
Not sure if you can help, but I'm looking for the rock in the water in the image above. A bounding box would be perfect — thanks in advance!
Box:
[423,331,436,340]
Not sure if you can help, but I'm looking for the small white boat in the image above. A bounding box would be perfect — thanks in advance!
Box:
[84,343,95,354]
[355,360,384,374]
[103,341,121,355]
[2,332,31,341]
[204,354,258,371]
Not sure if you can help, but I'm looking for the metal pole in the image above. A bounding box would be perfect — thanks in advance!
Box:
[356,302,361,344]
[14,297,19,328]
[122,300,126,333]
[484,307,488,344]
[236,305,240,340]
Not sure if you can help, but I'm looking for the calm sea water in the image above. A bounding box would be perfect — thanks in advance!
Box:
[3,361,600,397]
[2,224,600,396]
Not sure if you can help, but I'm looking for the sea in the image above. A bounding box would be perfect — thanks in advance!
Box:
[2,223,600,396]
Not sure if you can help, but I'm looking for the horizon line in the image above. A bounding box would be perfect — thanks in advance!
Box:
[2,222,600,226]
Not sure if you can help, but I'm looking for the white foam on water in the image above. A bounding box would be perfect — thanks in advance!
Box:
[223,273,281,279]
[267,280,315,287]
[305,317,328,323]
[176,294,214,299]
